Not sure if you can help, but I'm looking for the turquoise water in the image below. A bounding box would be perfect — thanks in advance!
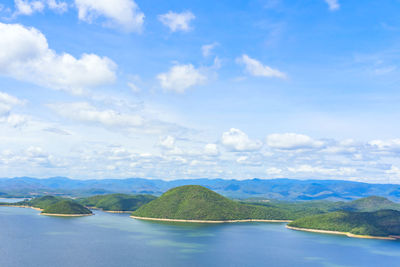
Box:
[1,206,399,267]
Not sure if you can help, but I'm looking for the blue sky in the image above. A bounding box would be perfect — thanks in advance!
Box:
[1,0,400,182]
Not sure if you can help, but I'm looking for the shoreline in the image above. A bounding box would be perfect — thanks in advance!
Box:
[1,205,92,217]
[286,225,398,240]
[130,215,292,223]
[0,204,42,211]
[41,213,93,217]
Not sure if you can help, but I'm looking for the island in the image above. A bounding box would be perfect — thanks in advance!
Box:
[287,209,400,240]
[0,196,93,217]
[131,185,291,223]
[79,193,156,213]
[41,200,93,216]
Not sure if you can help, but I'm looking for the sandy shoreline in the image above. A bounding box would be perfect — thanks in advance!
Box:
[1,205,92,217]
[286,225,398,240]
[41,213,93,217]
[0,204,41,210]
[130,215,292,223]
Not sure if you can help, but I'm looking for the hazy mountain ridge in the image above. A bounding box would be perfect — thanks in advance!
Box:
[1,177,400,201]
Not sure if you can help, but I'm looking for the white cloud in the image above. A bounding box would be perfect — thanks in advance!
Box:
[127,82,141,93]
[75,0,144,32]
[236,54,286,79]
[204,143,219,156]
[202,42,218,57]
[47,0,68,13]
[158,11,195,32]
[157,64,207,93]
[288,165,356,176]
[0,92,23,114]
[0,23,116,95]
[266,167,282,175]
[159,135,175,149]
[0,91,27,127]
[369,139,400,153]
[49,102,143,128]
[222,128,262,152]
[14,0,44,15]
[386,166,400,177]
[324,0,340,11]
[267,133,324,150]
[14,0,68,16]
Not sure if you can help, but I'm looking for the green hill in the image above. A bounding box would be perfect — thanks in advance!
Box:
[339,196,400,212]
[42,200,92,215]
[288,209,400,237]
[132,185,289,221]
[243,196,400,220]
[79,193,156,212]
[27,196,63,209]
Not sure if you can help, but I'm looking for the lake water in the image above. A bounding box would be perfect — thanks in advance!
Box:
[1,205,400,267]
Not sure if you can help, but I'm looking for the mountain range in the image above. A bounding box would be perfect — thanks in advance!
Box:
[1,177,400,201]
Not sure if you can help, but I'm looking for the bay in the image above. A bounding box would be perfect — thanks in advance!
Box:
[0,207,399,267]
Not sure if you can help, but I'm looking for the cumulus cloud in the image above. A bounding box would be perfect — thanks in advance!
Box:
[46,0,68,13]
[202,42,218,57]
[0,146,55,167]
[386,166,400,177]
[267,133,324,150]
[0,23,116,94]
[14,0,44,15]
[369,139,400,153]
[48,102,143,128]
[204,143,219,156]
[236,54,286,79]
[222,128,262,152]
[158,11,195,32]
[324,0,340,11]
[14,0,67,16]
[266,167,282,175]
[159,135,175,149]
[157,64,207,93]
[75,0,144,32]
[288,165,356,176]
[0,91,27,127]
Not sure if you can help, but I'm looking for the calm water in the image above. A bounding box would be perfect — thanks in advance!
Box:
[1,206,400,267]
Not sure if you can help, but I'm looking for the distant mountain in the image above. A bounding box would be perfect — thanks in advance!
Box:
[1,177,400,201]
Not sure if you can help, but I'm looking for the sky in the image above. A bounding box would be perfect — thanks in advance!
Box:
[1,0,400,182]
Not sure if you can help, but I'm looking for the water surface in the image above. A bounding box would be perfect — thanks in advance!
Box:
[0,207,399,267]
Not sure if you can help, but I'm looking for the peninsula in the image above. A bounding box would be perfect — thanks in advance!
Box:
[287,209,400,240]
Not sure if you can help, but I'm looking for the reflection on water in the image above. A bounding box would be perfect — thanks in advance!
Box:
[0,207,399,267]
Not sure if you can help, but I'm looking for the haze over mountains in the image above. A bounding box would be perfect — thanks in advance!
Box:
[2,177,400,201]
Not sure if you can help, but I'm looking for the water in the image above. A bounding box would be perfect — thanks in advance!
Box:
[1,207,399,267]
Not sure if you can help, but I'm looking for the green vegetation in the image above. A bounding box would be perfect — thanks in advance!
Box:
[288,210,400,237]
[79,193,156,212]
[0,196,92,215]
[42,200,92,215]
[244,195,400,220]
[0,196,63,209]
[339,196,400,212]
[27,196,64,209]
[132,185,290,221]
